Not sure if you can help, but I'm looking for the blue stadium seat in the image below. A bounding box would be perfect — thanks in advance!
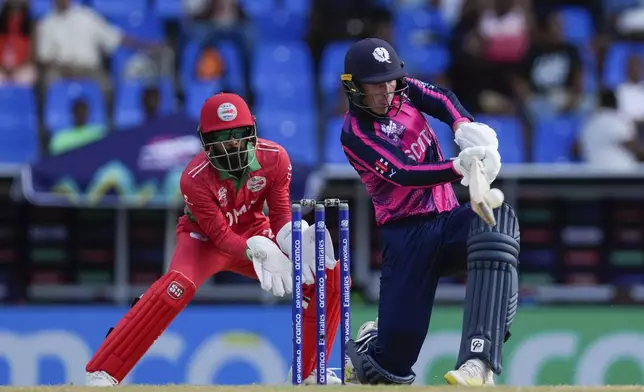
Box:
[282,0,312,16]
[238,0,273,17]
[180,40,245,94]
[0,86,39,163]
[394,6,449,46]
[559,7,594,44]
[252,43,315,109]
[324,116,347,164]
[252,43,313,90]
[252,10,307,42]
[320,41,354,103]
[185,80,223,121]
[111,12,165,40]
[89,0,148,18]
[154,0,182,19]
[398,44,450,78]
[45,79,107,132]
[474,115,525,163]
[114,79,177,130]
[533,115,580,163]
[602,42,644,88]
[424,115,456,158]
[255,110,318,165]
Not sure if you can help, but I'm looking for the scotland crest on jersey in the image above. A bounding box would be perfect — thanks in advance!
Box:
[381,120,405,145]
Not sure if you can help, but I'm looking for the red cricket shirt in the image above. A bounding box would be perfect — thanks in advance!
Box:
[177,138,292,259]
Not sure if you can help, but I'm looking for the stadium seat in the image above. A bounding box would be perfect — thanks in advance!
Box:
[252,42,314,90]
[251,10,307,42]
[394,6,449,46]
[114,79,177,130]
[252,43,315,110]
[282,0,312,16]
[0,86,39,164]
[89,0,148,18]
[255,110,318,165]
[180,40,245,94]
[474,115,525,163]
[185,80,223,121]
[559,7,594,44]
[424,115,456,158]
[324,116,347,164]
[154,0,182,19]
[238,0,273,17]
[111,12,165,40]
[602,42,644,88]
[44,79,107,132]
[320,41,355,103]
[533,115,580,163]
[398,43,450,78]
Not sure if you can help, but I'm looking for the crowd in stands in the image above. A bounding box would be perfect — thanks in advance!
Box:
[1,0,644,168]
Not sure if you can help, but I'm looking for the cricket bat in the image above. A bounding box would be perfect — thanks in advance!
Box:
[469,158,504,227]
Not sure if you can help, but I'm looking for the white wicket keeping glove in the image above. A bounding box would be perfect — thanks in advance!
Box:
[246,236,293,297]
[302,223,338,276]
[276,220,315,284]
[455,122,499,150]
[453,145,501,186]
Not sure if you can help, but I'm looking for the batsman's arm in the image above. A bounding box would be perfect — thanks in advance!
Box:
[179,175,248,259]
[404,77,473,131]
[341,124,462,188]
[266,144,293,237]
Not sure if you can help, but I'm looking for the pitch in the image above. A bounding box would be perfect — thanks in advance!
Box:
[1,386,644,392]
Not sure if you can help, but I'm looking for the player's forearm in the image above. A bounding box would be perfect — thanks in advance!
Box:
[405,77,473,127]
[215,231,249,259]
[389,161,462,187]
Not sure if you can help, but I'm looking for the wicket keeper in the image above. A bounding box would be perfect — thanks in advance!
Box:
[85,93,344,386]
[340,38,521,386]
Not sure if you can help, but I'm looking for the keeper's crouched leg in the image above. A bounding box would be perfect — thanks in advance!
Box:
[456,202,520,375]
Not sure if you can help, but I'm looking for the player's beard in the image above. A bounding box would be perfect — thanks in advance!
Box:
[210,139,250,172]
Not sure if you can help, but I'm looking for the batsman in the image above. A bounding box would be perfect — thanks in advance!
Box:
[340,38,520,386]
[85,93,345,386]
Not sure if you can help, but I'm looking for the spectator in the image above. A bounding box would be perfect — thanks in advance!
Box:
[183,0,254,102]
[49,98,106,155]
[36,0,158,91]
[0,0,36,85]
[142,85,161,121]
[616,54,644,128]
[478,0,532,64]
[515,10,589,121]
[579,90,644,168]
[448,0,533,115]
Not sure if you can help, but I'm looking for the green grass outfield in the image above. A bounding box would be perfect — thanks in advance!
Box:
[1,386,644,392]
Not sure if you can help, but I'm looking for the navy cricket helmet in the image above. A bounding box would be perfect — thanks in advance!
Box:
[341,38,408,117]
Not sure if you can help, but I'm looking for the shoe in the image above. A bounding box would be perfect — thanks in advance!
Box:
[444,359,495,386]
[286,367,342,385]
[354,318,378,353]
[303,368,342,385]
[85,371,118,387]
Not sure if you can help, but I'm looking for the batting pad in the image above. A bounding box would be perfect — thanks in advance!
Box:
[86,270,196,382]
[458,203,520,375]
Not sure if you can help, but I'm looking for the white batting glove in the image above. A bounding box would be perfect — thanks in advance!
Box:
[453,145,501,186]
[455,122,499,150]
[276,220,315,284]
[302,223,338,277]
[246,236,293,297]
